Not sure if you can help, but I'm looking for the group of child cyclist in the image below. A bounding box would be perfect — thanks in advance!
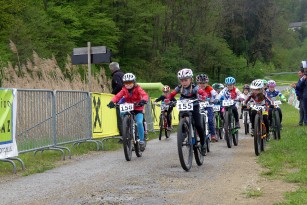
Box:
[107,68,286,156]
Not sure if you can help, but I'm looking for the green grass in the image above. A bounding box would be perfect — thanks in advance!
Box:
[244,187,263,198]
[258,103,307,204]
[265,74,298,86]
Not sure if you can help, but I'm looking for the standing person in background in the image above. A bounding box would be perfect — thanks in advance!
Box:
[300,61,307,126]
[109,62,125,138]
[291,68,305,126]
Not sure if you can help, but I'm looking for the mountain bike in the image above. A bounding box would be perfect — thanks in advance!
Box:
[200,101,212,152]
[242,107,250,135]
[117,102,146,161]
[176,99,204,171]
[222,99,239,148]
[250,104,267,156]
[270,100,282,140]
[155,101,176,140]
[213,104,224,140]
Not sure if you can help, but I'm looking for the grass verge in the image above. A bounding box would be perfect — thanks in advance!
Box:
[258,103,307,205]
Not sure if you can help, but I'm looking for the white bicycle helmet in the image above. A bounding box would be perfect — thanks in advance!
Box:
[250,79,264,89]
[122,73,136,82]
[177,68,193,80]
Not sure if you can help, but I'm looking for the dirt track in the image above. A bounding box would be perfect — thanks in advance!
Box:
[0,126,296,205]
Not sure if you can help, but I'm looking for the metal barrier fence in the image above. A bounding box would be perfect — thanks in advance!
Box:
[16,89,55,154]
[2,88,159,173]
[55,91,92,145]
[15,89,93,159]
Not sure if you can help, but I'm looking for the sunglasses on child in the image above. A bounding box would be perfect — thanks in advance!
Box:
[124,82,134,86]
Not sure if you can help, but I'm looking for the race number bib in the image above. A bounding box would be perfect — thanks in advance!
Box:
[213,105,220,112]
[273,100,282,106]
[160,104,169,111]
[199,101,209,109]
[177,101,193,111]
[222,100,234,107]
[119,103,134,113]
[250,105,265,111]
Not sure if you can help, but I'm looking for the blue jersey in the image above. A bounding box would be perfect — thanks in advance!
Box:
[266,90,283,100]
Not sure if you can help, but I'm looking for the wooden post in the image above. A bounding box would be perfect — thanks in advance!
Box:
[87,42,91,92]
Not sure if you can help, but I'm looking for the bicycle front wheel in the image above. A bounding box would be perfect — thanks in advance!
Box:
[273,110,281,140]
[254,114,261,156]
[224,111,232,148]
[177,118,193,171]
[165,116,171,138]
[244,111,249,135]
[159,114,163,140]
[122,116,133,161]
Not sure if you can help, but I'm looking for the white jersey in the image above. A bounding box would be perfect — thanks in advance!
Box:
[216,86,244,101]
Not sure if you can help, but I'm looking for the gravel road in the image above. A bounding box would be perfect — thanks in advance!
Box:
[0,124,296,205]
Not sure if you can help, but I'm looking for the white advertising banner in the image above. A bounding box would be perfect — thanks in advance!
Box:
[0,89,18,159]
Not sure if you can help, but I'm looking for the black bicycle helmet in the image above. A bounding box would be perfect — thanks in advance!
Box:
[196,74,209,83]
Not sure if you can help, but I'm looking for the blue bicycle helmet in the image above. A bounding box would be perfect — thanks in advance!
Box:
[225,76,236,85]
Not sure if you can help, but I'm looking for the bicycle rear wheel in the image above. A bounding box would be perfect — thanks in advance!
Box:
[159,115,163,140]
[122,116,133,161]
[194,134,204,166]
[224,111,233,148]
[177,118,193,171]
[165,117,171,138]
[254,114,261,156]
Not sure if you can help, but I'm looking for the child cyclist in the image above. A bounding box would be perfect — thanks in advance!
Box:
[107,73,149,151]
[167,68,208,156]
[240,84,251,119]
[215,77,244,128]
[154,85,177,130]
[266,80,286,127]
[244,79,273,136]
[212,83,224,94]
[196,74,218,141]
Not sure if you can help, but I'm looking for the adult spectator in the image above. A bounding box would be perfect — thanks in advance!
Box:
[298,61,307,126]
[109,62,125,136]
[292,68,305,126]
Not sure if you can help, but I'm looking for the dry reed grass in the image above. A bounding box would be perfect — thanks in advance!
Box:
[1,50,111,92]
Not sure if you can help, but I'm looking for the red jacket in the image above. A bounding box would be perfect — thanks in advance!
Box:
[111,85,149,111]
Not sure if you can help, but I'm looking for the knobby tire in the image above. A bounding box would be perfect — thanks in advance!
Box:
[177,118,193,171]
[122,116,132,161]
[254,114,261,156]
